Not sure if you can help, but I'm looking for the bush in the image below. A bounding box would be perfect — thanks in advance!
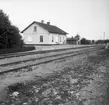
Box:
[80,38,91,44]
[0,46,35,54]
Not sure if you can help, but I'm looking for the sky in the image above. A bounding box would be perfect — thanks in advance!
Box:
[0,0,109,40]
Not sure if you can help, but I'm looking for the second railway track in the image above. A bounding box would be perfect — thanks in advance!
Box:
[0,45,104,74]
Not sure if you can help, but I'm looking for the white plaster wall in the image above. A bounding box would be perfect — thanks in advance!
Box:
[49,33,67,44]
[49,33,58,44]
[22,22,67,44]
[57,34,67,44]
[23,23,49,44]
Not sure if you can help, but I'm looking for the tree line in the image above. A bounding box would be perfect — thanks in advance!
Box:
[0,10,23,49]
[67,35,109,44]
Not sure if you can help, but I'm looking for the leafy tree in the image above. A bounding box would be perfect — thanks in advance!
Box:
[104,39,109,44]
[0,10,23,49]
[95,39,109,44]
[91,40,95,44]
[80,38,91,44]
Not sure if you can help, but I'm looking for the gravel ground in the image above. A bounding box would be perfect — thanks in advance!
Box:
[0,48,109,105]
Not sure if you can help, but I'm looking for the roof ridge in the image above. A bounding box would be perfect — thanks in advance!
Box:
[35,21,57,27]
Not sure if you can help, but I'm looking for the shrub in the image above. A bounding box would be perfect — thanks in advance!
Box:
[0,46,35,54]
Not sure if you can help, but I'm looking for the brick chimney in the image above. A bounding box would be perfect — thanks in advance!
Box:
[41,20,44,23]
[47,22,50,25]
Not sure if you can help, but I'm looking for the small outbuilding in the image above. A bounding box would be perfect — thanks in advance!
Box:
[21,20,68,45]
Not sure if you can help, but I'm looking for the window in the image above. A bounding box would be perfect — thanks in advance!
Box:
[60,36,61,42]
[52,36,54,42]
[27,36,32,42]
[40,35,43,42]
[63,37,64,41]
[34,26,37,32]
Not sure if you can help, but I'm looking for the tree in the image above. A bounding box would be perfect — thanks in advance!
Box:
[80,38,91,44]
[0,10,23,49]
[104,39,109,44]
[91,40,95,44]
[95,39,109,44]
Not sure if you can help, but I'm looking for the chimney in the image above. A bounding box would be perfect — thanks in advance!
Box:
[47,22,50,25]
[41,20,44,23]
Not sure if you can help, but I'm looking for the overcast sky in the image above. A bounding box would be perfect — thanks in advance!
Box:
[0,0,109,40]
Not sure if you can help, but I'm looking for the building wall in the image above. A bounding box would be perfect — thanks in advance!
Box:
[23,23,49,44]
[57,34,67,44]
[49,33,58,44]
[49,33,67,44]
[22,23,67,44]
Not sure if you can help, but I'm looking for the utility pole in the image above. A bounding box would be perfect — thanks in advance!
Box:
[103,32,105,40]
[103,32,105,44]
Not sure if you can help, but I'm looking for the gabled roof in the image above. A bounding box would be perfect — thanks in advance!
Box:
[21,21,68,35]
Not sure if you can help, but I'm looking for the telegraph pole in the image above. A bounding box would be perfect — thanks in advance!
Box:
[103,32,105,44]
[103,32,105,40]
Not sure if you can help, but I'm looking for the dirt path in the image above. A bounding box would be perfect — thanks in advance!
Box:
[0,49,109,105]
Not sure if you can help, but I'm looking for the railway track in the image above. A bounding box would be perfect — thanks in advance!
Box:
[0,45,104,75]
[0,47,97,66]
[0,46,98,65]
[0,45,100,59]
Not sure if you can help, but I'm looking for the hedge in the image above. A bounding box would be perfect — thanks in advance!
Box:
[0,46,35,54]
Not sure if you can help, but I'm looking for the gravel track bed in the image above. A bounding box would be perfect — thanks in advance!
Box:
[0,48,94,102]
[0,48,108,105]
[0,45,98,59]
[0,48,101,74]
[0,46,98,66]
[0,47,93,65]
